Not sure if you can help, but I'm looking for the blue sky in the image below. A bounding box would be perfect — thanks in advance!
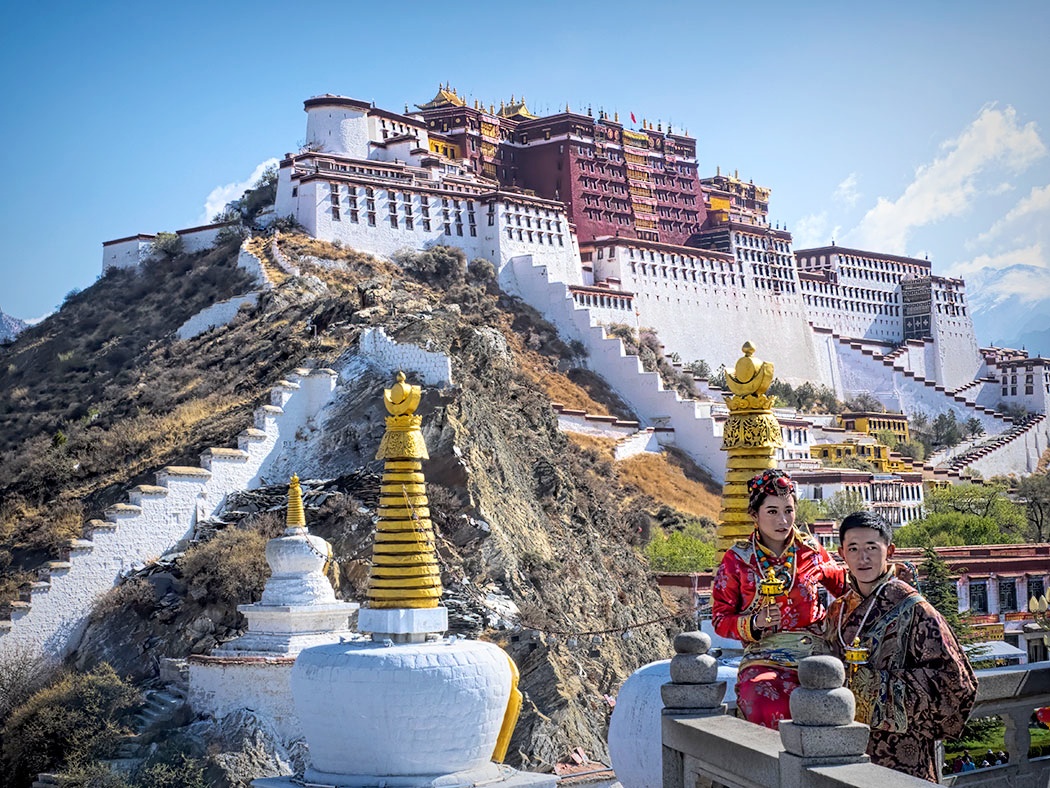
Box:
[2,1,1048,348]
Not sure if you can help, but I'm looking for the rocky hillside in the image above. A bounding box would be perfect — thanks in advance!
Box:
[0,233,721,779]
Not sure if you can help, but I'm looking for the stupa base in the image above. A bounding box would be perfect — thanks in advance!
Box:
[254,764,556,788]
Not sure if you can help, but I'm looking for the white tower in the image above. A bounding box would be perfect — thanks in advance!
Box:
[304,95,372,157]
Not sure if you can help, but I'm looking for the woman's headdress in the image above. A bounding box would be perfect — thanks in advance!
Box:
[747,469,796,511]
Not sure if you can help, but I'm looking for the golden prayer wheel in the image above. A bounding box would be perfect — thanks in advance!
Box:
[844,636,869,688]
[758,567,785,606]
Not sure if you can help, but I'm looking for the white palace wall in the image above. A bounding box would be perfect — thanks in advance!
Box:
[282,177,581,289]
[593,251,828,387]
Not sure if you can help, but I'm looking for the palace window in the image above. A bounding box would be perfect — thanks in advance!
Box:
[999,579,1018,612]
[1029,578,1046,601]
[969,581,988,614]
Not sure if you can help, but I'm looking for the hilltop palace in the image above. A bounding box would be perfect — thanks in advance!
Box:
[102,86,1050,497]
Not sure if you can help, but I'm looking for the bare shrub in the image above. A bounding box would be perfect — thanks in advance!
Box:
[0,643,55,719]
[180,528,269,605]
[1,663,139,784]
[90,577,156,623]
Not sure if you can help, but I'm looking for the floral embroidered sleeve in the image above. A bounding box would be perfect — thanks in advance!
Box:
[712,551,759,643]
[816,543,848,597]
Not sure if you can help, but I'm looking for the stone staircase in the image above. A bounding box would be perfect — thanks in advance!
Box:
[0,369,339,660]
[509,255,727,482]
[942,414,1048,474]
[550,403,664,461]
[828,332,1014,428]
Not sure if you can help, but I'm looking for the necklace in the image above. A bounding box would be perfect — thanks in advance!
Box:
[836,582,888,652]
[750,530,798,600]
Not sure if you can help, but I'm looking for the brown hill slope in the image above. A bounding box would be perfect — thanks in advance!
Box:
[1,234,710,770]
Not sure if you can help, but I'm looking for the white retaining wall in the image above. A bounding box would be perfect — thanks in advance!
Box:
[964,420,1050,478]
[614,429,662,461]
[176,294,260,341]
[357,327,452,386]
[0,369,339,661]
[187,658,301,745]
[176,222,236,254]
[102,235,155,271]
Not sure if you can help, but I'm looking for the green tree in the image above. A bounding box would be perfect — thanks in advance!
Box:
[894,512,1022,547]
[918,546,965,631]
[933,411,962,447]
[844,392,885,412]
[150,231,183,259]
[685,359,712,379]
[644,530,717,572]
[925,483,1026,532]
[894,438,926,462]
[1017,472,1050,542]
[964,416,984,440]
[874,428,900,450]
[795,498,822,527]
[820,489,867,521]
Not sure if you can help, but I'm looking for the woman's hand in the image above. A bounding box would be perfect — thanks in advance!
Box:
[752,603,781,633]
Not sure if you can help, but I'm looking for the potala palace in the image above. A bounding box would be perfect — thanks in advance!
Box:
[102,86,1050,496]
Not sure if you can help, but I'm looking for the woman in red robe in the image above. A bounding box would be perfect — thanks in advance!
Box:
[711,470,847,729]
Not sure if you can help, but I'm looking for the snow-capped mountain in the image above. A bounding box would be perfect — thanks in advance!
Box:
[964,264,1050,354]
[0,309,27,342]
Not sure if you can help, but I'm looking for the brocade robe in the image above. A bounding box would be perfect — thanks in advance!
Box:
[826,576,977,783]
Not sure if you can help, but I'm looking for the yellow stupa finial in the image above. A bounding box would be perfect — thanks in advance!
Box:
[366,372,442,609]
[287,474,306,528]
[716,342,783,555]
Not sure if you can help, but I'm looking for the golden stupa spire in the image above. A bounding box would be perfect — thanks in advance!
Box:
[366,372,442,609]
[716,342,782,555]
[287,474,306,528]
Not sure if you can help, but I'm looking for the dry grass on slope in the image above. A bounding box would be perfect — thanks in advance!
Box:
[564,433,722,521]
[618,447,722,522]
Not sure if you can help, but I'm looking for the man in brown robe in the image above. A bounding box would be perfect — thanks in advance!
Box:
[826,511,978,783]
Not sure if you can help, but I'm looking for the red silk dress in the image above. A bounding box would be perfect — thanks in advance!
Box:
[712,529,847,729]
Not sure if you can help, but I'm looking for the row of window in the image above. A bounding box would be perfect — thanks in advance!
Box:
[968,578,1046,614]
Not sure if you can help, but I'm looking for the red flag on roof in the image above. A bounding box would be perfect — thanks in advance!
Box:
[630,112,637,124]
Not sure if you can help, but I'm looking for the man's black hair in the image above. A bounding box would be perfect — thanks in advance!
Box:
[838,510,893,545]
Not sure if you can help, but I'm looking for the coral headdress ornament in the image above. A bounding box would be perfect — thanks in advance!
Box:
[747,469,796,511]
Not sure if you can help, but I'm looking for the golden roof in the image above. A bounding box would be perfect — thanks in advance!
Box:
[416,83,467,110]
[498,94,536,120]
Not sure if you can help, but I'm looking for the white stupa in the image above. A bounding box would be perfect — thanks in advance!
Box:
[256,372,554,788]
[188,476,358,742]
[213,474,358,656]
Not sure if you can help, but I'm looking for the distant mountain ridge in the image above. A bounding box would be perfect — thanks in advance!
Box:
[965,264,1050,355]
[0,309,27,342]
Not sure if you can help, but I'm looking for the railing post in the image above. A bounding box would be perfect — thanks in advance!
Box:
[661,630,727,788]
[778,656,870,788]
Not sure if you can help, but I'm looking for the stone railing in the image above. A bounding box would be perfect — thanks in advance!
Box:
[661,632,1050,788]
[941,660,1050,787]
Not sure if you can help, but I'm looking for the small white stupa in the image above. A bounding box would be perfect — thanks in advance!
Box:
[213,474,358,656]
[188,476,358,742]
[257,372,554,788]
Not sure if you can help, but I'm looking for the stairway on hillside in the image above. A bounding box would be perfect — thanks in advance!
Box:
[509,256,727,482]
[830,333,1014,426]
[0,369,339,661]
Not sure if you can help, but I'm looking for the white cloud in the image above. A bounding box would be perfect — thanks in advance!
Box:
[791,211,840,250]
[834,173,860,207]
[199,158,279,223]
[845,106,1046,254]
[974,183,1050,244]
